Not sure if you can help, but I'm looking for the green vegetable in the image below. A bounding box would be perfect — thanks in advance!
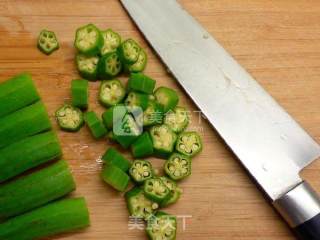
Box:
[98,52,122,79]
[127,73,156,94]
[0,131,62,183]
[129,160,153,184]
[74,23,103,55]
[71,79,89,109]
[37,29,59,55]
[0,197,90,240]
[149,124,177,158]
[154,87,179,113]
[100,29,121,55]
[146,211,177,240]
[131,132,154,158]
[125,187,159,220]
[143,100,164,126]
[101,164,130,192]
[125,91,149,111]
[160,176,182,207]
[164,106,189,133]
[102,147,132,172]
[164,153,191,181]
[107,131,116,141]
[143,178,170,204]
[0,101,51,149]
[55,104,84,132]
[118,39,141,64]
[76,53,99,80]
[102,104,124,130]
[176,131,202,157]
[84,111,108,139]
[126,48,147,73]
[0,160,76,219]
[0,73,40,118]
[99,79,125,107]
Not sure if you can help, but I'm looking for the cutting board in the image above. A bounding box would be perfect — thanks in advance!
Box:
[1,0,320,239]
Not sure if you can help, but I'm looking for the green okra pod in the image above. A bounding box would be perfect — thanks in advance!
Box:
[98,52,122,79]
[160,176,182,207]
[101,164,130,192]
[37,30,59,55]
[129,160,154,184]
[76,53,99,81]
[99,79,126,107]
[74,23,103,55]
[127,73,156,94]
[125,91,149,111]
[118,39,141,64]
[131,132,154,158]
[143,178,171,204]
[176,131,203,157]
[146,211,177,240]
[84,111,108,139]
[164,153,191,181]
[102,147,132,172]
[164,106,189,133]
[71,79,89,109]
[55,104,84,132]
[126,48,147,73]
[100,29,121,56]
[0,160,76,220]
[154,86,179,113]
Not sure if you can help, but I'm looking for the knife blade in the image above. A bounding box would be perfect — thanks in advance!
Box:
[121,0,320,239]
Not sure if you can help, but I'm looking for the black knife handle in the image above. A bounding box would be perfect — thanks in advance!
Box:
[273,182,320,240]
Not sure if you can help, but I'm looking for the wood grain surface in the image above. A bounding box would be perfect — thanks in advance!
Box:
[1,0,320,239]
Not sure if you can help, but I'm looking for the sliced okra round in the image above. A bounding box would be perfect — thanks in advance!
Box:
[143,178,170,204]
[76,53,99,81]
[176,131,202,157]
[164,153,191,181]
[100,29,121,56]
[164,106,189,133]
[125,91,149,111]
[143,101,164,126]
[55,105,84,132]
[118,39,141,64]
[98,52,122,79]
[71,79,89,110]
[74,23,103,55]
[160,176,182,207]
[126,48,147,73]
[146,211,177,240]
[37,30,59,55]
[131,132,154,158]
[99,79,125,107]
[154,87,179,113]
[129,160,153,184]
[84,111,108,139]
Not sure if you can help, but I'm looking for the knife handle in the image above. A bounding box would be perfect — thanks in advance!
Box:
[273,182,320,240]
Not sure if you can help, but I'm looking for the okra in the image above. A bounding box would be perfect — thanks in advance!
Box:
[176,131,203,157]
[71,79,89,109]
[76,53,99,80]
[164,153,191,181]
[129,160,153,184]
[99,79,125,107]
[146,211,177,240]
[0,73,40,118]
[74,23,103,55]
[98,52,122,79]
[84,111,108,139]
[143,100,164,126]
[127,73,156,94]
[0,101,51,149]
[143,178,171,204]
[125,91,149,111]
[126,48,147,73]
[37,30,59,55]
[101,164,130,192]
[125,187,159,220]
[160,176,182,207]
[0,160,76,219]
[55,104,84,132]
[0,197,90,240]
[102,104,124,130]
[102,147,132,172]
[0,131,62,183]
[149,124,177,158]
[154,87,179,113]
[131,132,154,158]
[107,131,116,141]
[164,106,189,133]
[100,29,121,55]
[118,39,141,64]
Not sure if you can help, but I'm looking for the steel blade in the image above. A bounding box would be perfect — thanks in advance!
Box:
[121,0,320,200]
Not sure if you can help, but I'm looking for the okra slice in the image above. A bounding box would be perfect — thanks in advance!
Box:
[125,187,159,220]
[37,29,59,55]
[102,147,132,172]
[149,124,177,159]
[102,104,124,130]
[99,79,125,107]
[0,131,62,183]
[0,197,90,240]
[101,164,130,192]
[164,153,191,181]
[146,211,177,240]
[0,160,76,219]
[131,132,154,158]
[154,87,179,113]
[126,48,147,73]
[0,101,51,149]
[143,100,164,126]
[107,131,116,141]
[129,160,153,184]
[0,73,40,118]
[143,178,171,204]
[71,79,89,109]
[118,38,141,64]
[74,23,103,55]
[55,104,84,132]
[125,91,149,111]
[160,176,182,207]
[164,106,189,133]
[84,111,108,139]
[98,52,122,79]
[100,29,121,55]
[176,131,203,157]
[76,53,99,81]
[127,73,156,94]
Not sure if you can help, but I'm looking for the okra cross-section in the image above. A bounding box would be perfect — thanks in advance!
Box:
[154,86,179,113]
[143,100,164,126]
[98,52,122,79]
[127,73,156,94]
[146,211,177,240]
[100,29,121,55]
[55,104,84,132]
[125,91,149,111]
[164,106,189,133]
[71,79,89,110]
[74,23,103,55]
[143,178,171,204]
[118,38,141,64]
[129,160,153,184]
[101,164,130,192]
[99,79,125,107]
[84,111,108,139]
[76,53,99,81]
[149,124,177,158]
[164,153,191,181]
[126,48,147,73]
[160,176,182,207]
[176,131,203,157]
[37,30,59,55]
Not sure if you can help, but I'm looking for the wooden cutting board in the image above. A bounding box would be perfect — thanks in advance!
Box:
[1,0,320,239]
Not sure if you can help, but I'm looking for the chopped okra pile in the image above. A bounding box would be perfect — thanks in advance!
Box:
[53,23,203,240]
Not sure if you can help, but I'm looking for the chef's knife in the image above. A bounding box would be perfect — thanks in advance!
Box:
[120,0,320,239]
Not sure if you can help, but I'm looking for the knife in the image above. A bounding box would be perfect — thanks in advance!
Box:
[120,0,320,239]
